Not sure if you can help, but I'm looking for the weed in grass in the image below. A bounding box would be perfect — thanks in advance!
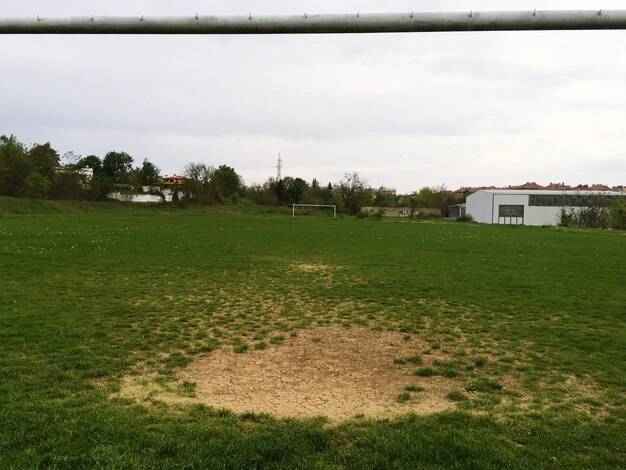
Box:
[466,377,503,392]
[233,344,248,354]
[254,341,268,350]
[468,393,503,409]
[195,329,208,340]
[547,373,568,384]
[446,389,468,401]
[434,360,461,378]
[405,384,425,392]
[155,375,175,390]
[439,367,460,379]
[198,338,220,353]
[240,411,265,423]
[414,367,436,377]
[394,355,422,365]
[396,392,411,403]
[270,335,285,345]
[405,355,423,364]
[166,352,192,368]
[178,380,197,397]
[474,356,488,367]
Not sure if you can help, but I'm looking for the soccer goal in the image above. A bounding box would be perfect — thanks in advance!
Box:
[291,204,336,219]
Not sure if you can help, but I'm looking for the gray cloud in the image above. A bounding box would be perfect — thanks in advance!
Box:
[1,1,626,192]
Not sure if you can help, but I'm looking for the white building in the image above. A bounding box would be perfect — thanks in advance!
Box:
[465,190,626,226]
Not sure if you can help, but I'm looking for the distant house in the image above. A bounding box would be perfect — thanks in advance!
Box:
[54,166,93,181]
[544,182,571,190]
[163,175,186,186]
[54,166,93,189]
[77,167,94,181]
[508,181,544,190]
[377,187,397,196]
[466,189,626,226]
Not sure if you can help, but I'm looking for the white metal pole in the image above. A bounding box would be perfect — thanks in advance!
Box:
[1,11,626,35]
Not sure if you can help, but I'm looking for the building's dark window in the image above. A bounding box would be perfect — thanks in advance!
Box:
[529,194,625,207]
[498,205,524,217]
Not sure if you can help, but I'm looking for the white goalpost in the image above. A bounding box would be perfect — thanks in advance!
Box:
[292,204,336,219]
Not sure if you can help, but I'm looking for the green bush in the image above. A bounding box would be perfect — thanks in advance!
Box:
[371,209,384,220]
[20,172,51,198]
[610,199,626,230]
[559,205,610,229]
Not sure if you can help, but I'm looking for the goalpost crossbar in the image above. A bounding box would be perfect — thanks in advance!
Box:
[292,204,336,219]
[2,11,626,34]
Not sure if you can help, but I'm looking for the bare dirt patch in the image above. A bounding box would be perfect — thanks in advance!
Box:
[119,326,461,421]
[294,263,333,272]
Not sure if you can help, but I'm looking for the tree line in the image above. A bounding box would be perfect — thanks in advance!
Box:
[0,134,161,201]
[1,134,459,215]
[246,173,460,216]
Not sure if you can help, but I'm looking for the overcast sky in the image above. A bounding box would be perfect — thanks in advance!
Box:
[2,1,625,192]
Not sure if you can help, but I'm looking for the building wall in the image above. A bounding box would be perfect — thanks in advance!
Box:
[467,191,614,226]
[468,192,564,226]
[466,191,494,223]
[523,206,564,226]
[491,193,528,225]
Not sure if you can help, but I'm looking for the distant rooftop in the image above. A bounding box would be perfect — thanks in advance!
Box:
[474,189,625,196]
[454,182,625,193]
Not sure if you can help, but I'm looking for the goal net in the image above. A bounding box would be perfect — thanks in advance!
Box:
[291,204,337,219]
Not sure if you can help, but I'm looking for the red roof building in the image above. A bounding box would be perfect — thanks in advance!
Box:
[163,175,187,186]
[544,182,572,190]
[509,182,545,190]
[454,182,622,194]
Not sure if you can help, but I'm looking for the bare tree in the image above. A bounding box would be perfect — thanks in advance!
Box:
[184,162,214,187]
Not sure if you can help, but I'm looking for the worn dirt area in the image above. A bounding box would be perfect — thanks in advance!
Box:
[294,263,333,272]
[120,326,460,421]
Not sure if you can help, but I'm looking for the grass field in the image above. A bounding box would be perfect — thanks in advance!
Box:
[1,197,625,468]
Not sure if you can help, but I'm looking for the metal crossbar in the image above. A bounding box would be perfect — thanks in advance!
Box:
[1,10,626,34]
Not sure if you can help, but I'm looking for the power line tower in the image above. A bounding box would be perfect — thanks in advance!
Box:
[276,153,283,181]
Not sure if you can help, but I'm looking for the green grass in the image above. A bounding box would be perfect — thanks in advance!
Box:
[1,197,625,468]
[414,367,437,377]
[466,378,504,393]
[396,392,412,403]
[446,389,468,402]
